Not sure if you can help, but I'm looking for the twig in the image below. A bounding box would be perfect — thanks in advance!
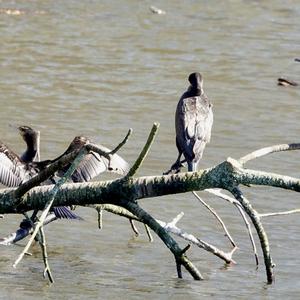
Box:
[239,143,300,165]
[260,209,300,218]
[234,203,259,265]
[129,219,139,236]
[193,191,236,247]
[205,189,258,264]
[39,226,54,283]
[109,129,132,155]
[13,148,87,269]
[157,212,236,264]
[230,187,274,284]
[205,189,240,205]
[144,224,153,242]
[126,123,159,177]
[96,207,103,229]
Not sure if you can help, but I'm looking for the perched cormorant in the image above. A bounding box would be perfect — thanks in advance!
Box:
[0,127,130,219]
[174,72,213,171]
[0,126,79,219]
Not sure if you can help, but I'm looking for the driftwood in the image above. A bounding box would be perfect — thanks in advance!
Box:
[1,123,300,284]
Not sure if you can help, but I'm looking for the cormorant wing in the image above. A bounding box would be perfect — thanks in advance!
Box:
[0,143,29,187]
[71,144,130,183]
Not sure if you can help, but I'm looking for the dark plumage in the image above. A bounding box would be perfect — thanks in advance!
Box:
[174,72,213,171]
[0,127,130,220]
[0,126,79,219]
[18,126,40,163]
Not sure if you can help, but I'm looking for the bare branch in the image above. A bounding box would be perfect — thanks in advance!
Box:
[39,226,54,283]
[193,191,236,247]
[229,187,274,284]
[234,203,259,265]
[129,219,139,236]
[96,207,103,229]
[205,189,258,264]
[126,123,159,177]
[109,128,132,155]
[144,224,153,242]
[157,212,236,264]
[260,209,300,218]
[121,200,203,280]
[239,143,300,165]
[92,205,235,263]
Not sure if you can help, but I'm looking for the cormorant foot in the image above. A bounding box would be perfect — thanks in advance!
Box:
[163,161,184,175]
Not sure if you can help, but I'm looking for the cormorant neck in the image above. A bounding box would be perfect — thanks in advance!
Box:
[188,86,203,97]
[22,133,40,162]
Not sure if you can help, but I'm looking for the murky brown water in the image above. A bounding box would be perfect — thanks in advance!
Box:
[0,0,300,299]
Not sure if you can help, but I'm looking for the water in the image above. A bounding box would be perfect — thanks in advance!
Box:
[0,0,300,298]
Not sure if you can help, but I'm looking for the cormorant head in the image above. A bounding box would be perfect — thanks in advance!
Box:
[18,126,38,142]
[188,72,203,90]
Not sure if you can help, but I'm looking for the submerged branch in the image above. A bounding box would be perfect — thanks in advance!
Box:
[229,187,274,284]
[121,200,203,280]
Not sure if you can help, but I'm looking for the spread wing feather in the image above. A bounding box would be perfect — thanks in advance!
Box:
[71,144,130,183]
[0,144,29,187]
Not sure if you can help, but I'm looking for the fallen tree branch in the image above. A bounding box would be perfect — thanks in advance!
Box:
[2,157,300,214]
[2,145,300,283]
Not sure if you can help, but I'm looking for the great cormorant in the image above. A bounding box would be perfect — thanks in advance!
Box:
[0,127,129,219]
[174,72,213,171]
[0,126,80,219]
